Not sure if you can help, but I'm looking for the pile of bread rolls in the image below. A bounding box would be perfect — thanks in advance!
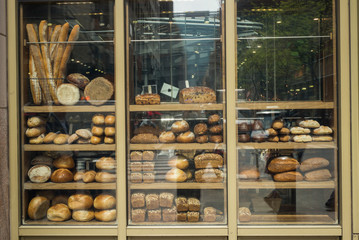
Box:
[130,113,223,144]
[74,157,117,183]
[165,155,192,183]
[194,153,224,183]
[90,114,116,144]
[129,151,156,183]
[267,156,332,182]
[290,120,333,142]
[131,192,209,222]
[26,116,47,144]
[28,192,116,222]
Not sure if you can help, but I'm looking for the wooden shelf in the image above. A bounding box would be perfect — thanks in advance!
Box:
[24,182,116,190]
[24,219,116,225]
[129,103,223,112]
[239,214,335,224]
[238,180,335,189]
[130,143,225,150]
[236,101,334,110]
[24,144,116,151]
[129,221,225,225]
[130,182,225,189]
[23,105,115,113]
[237,142,336,149]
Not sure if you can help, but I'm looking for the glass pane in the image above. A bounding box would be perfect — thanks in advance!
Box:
[20,1,116,225]
[127,0,227,225]
[236,0,338,225]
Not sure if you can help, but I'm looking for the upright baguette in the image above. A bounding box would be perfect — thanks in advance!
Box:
[49,25,61,62]
[39,20,59,105]
[57,25,80,80]
[26,23,52,104]
[47,25,53,41]
[53,23,69,86]
[29,55,42,105]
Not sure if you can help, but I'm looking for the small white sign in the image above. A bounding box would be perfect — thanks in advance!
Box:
[161,83,179,99]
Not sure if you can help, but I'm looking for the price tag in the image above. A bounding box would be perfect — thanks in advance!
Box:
[161,83,179,99]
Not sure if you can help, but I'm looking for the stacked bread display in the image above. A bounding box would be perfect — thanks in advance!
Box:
[194,153,224,183]
[28,192,116,222]
[129,151,156,183]
[26,116,47,144]
[165,155,191,183]
[73,157,117,183]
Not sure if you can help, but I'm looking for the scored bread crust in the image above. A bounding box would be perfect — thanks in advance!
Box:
[56,83,80,106]
[53,23,69,86]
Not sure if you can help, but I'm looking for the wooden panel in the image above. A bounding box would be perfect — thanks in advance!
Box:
[129,103,223,112]
[130,143,225,150]
[237,142,336,149]
[240,214,335,225]
[236,101,334,110]
[24,182,116,190]
[24,219,116,225]
[130,182,225,190]
[238,180,335,189]
[23,105,115,113]
[24,144,115,151]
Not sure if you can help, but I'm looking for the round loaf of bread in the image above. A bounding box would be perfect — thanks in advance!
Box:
[105,114,115,125]
[209,125,223,134]
[51,168,74,183]
[83,170,96,183]
[208,114,220,125]
[72,210,95,222]
[92,114,105,125]
[43,132,57,144]
[176,131,195,143]
[209,135,223,143]
[57,83,80,106]
[238,133,250,142]
[159,131,176,143]
[194,123,208,135]
[272,120,284,130]
[104,136,115,144]
[90,136,103,144]
[52,195,69,206]
[196,135,208,143]
[84,77,114,106]
[91,126,104,136]
[53,134,69,145]
[76,129,92,139]
[266,128,278,136]
[28,196,50,220]
[238,122,251,132]
[53,155,75,169]
[268,136,279,142]
[171,120,189,133]
[104,127,115,137]
[29,134,45,144]
[279,128,290,135]
[95,172,116,183]
[26,126,46,138]
[66,73,90,89]
[95,209,116,222]
[74,171,85,182]
[47,203,71,222]
[280,135,291,142]
[168,155,189,170]
[165,168,187,182]
[268,156,299,173]
[28,165,51,183]
[96,157,116,170]
[27,116,46,128]
[94,194,116,210]
[68,194,93,210]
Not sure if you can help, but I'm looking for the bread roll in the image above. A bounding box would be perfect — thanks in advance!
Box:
[26,126,46,138]
[304,169,332,181]
[176,131,195,143]
[95,209,116,222]
[196,135,209,143]
[96,157,116,170]
[299,120,320,128]
[208,114,221,124]
[53,155,75,169]
[94,194,116,210]
[84,77,114,106]
[300,157,330,172]
[56,83,80,106]
[312,136,333,142]
[90,136,103,144]
[238,168,260,180]
[83,170,96,183]
[72,209,95,222]
[104,136,115,144]
[105,114,115,125]
[130,133,159,144]
[28,196,50,220]
[47,203,71,222]
[74,171,85,182]
[268,136,279,142]
[31,155,53,166]
[76,129,92,139]
[27,116,46,128]
[273,171,303,182]
[68,194,93,210]
[171,120,190,133]
[165,168,187,182]
[52,195,68,206]
[194,123,208,135]
[92,114,105,125]
[268,156,299,173]
[104,127,115,137]
[43,132,57,144]
[168,155,189,170]
[92,126,104,136]
[67,133,79,144]
[293,135,312,142]
[95,172,116,183]
[66,73,90,89]
[271,120,284,130]
[53,134,69,145]
[28,165,51,183]
[51,168,74,183]
[280,135,291,142]
[159,131,176,143]
[266,128,278,136]
[279,128,290,135]
[29,134,45,144]
[290,127,311,135]
[209,135,223,143]
[209,125,223,134]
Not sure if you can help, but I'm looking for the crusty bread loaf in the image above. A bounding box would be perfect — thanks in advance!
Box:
[96,157,116,170]
[29,55,42,105]
[131,193,145,208]
[26,126,46,138]
[105,114,116,125]
[159,131,176,143]
[267,156,299,173]
[194,123,208,135]
[28,165,51,183]
[49,25,61,62]
[130,133,159,144]
[95,172,116,183]
[131,208,146,222]
[84,77,114,105]
[28,196,50,220]
[195,169,223,183]
[72,209,95,222]
[304,169,332,181]
[168,155,189,170]
[43,132,57,144]
[145,194,160,210]
[238,168,260,180]
[56,83,80,106]
[53,155,75,169]
[29,134,45,144]
[300,157,330,172]
[47,203,71,222]
[176,131,195,143]
[53,23,69,86]
[135,94,160,105]
[68,194,93,210]
[299,120,320,128]
[179,87,216,104]
[171,120,190,133]
[273,171,303,182]
[162,206,177,222]
[194,159,223,169]
[165,168,187,182]
[51,168,73,183]
[94,194,116,210]
[67,73,90,89]
[159,192,174,208]
[83,170,96,183]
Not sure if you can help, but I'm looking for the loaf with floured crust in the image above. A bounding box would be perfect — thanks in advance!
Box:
[179,86,216,104]
[312,136,333,142]
[29,55,42,105]
[300,157,330,172]
[195,169,224,182]
[293,135,312,142]
[84,77,114,106]
[130,133,159,143]
[273,171,303,182]
[304,169,332,181]
[53,23,69,86]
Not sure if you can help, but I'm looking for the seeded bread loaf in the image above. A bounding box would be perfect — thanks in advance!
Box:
[179,87,216,104]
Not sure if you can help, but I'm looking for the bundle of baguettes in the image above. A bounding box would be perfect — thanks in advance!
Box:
[26,21,80,105]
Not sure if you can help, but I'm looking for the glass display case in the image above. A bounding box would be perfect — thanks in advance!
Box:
[126,0,227,225]
[235,0,338,225]
[19,0,117,225]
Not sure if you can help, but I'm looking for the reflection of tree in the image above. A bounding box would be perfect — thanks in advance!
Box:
[237,0,333,101]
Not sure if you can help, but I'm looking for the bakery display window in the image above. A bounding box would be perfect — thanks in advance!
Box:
[235,0,338,224]
[20,0,117,225]
[126,0,227,225]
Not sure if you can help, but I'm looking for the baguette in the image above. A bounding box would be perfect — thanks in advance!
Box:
[53,23,69,86]
[57,25,80,80]
[26,23,52,104]
[39,20,59,105]
[49,25,61,62]
[29,55,42,105]
[47,25,53,41]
